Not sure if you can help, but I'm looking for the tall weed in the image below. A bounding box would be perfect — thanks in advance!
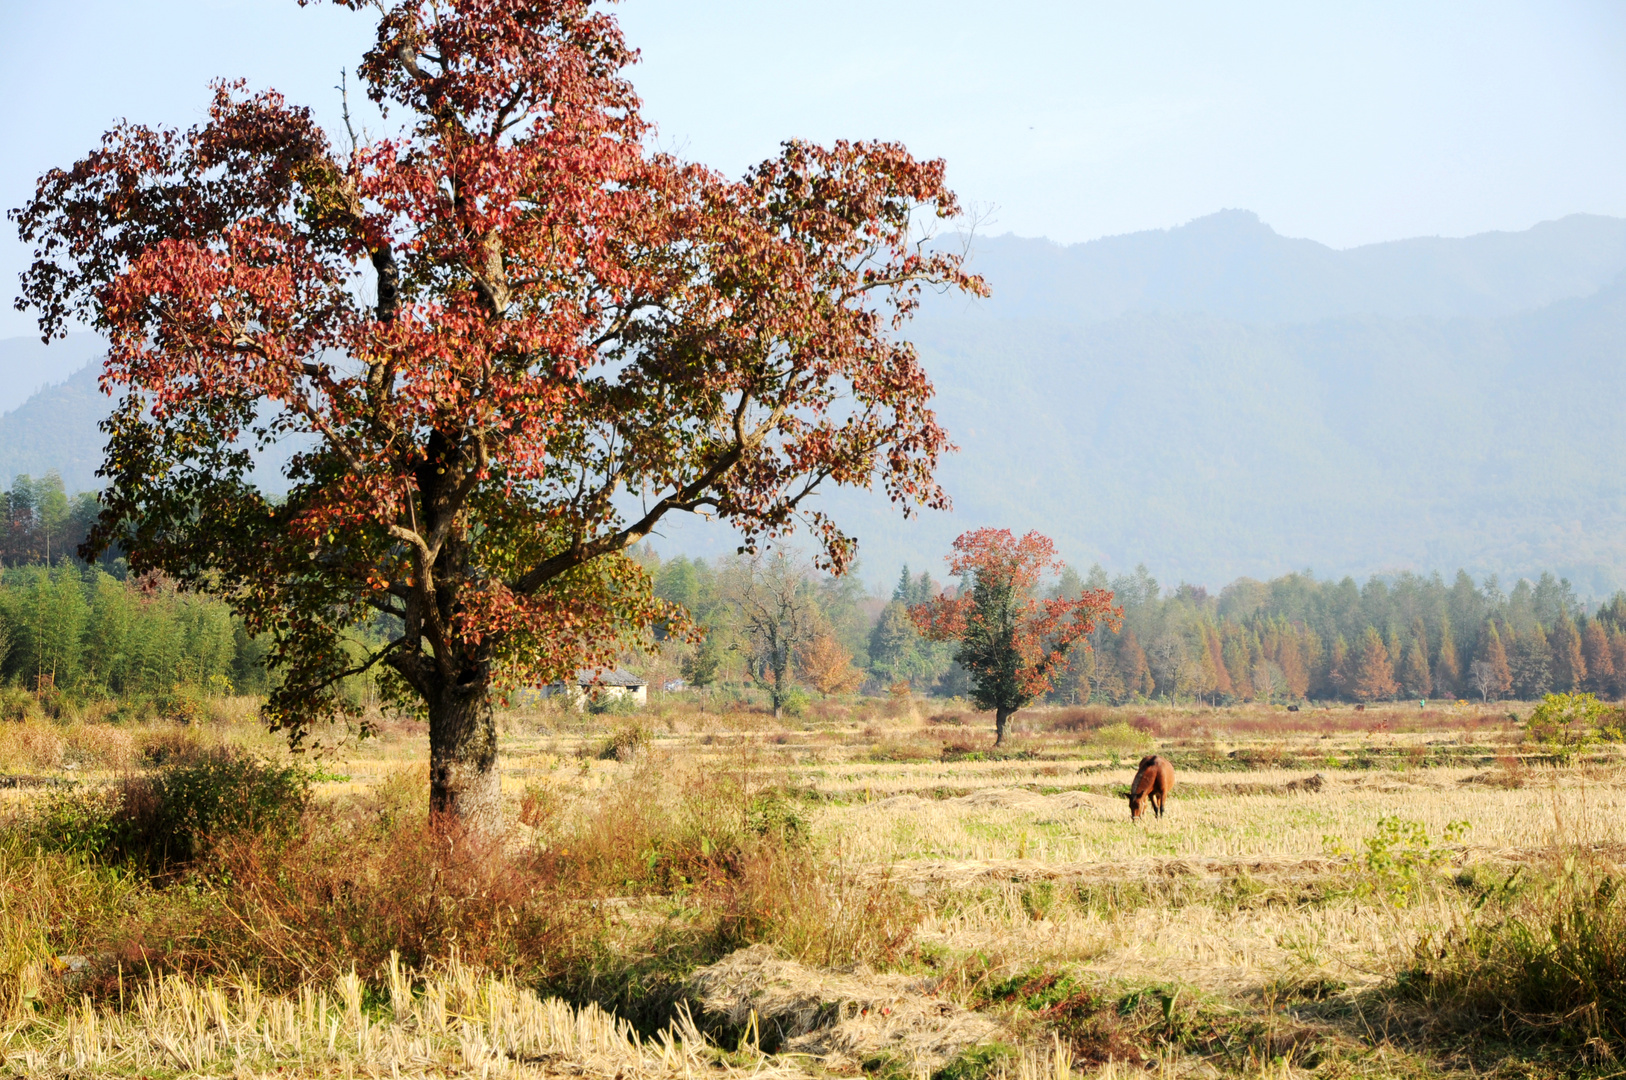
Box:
[1,751,920,1009]
[1403,853,1626,1054]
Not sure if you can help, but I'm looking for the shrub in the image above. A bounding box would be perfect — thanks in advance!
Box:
[598,720,650,760]
[587,691,641,717]
[16,786,127,858]
[975,969,1146,1064]
[1403,856,1626,1054]
[1,747,920,1009]
[62,722,136,770]
[138,724,220,767]
[0,687,38,723]
[14,750,309,869]
[1089,721,1154,758]
[1525,692,1620,760]
[0,721,65,771]
[1048,706,1109,733]
[194,817,595,986]
[152,686,211,725]
[743,789,808,843]
[1324,817,1469,904]
[138,752,310,863]
[1128,714,1163,737]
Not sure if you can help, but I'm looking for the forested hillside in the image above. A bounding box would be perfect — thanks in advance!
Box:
[7,211,1626,592]
[940,210,1626,323]
[0,332,103,415]
[673,212,1626,592]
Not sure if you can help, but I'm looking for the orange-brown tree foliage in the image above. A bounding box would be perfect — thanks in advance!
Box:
[1352,628,1399,702]
[799,633,864,697]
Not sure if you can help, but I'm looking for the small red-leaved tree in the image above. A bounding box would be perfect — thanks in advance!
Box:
[11,0,984,826]
[911,529,1119,745]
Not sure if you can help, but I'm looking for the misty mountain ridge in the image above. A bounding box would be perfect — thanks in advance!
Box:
[934,210,1626,324]
[6,211,1626,594]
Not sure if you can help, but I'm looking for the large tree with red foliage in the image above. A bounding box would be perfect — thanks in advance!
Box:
[910,529,1119,745]
[11,0,983,826]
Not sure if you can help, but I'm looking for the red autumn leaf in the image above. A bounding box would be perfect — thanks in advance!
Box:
[911,528,1120,745]
[11,0,985,825]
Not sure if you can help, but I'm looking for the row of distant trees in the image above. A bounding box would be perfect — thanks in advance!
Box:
[0,473,271,703]
[645,550,964,707]
[645,548,1626,705]
[1053,565,1618,704]
[0,473,101,569]
[4,468,1620,708]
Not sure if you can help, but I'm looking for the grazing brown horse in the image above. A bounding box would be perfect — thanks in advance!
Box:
[1126,755,1174,821]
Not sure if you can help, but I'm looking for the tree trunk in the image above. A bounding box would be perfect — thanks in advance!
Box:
[428,681,501,831]
[994,706,1012,746]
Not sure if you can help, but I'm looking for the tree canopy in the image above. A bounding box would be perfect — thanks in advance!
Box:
[11,0,982,823]
[911,529,1119,743]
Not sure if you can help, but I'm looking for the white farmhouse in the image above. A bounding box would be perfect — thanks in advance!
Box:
[543,668,648,708]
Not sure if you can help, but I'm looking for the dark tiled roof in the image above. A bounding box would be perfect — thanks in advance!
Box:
[575,668,646,688]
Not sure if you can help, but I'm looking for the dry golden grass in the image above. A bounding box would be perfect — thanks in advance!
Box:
[1,954,802,1080]
[3,696,1622,1078]
[821,768,1626,865]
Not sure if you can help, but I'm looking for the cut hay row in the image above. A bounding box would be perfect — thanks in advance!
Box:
[2,954,809,1080]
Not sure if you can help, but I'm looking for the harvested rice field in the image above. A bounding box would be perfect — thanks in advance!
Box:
[4,697,1624,1080]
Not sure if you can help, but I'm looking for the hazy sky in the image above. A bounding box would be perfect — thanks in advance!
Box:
[2,0,1623,340]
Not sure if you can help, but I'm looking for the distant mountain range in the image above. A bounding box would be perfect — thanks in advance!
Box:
[7,211,1626,594]
[0,335,111,492]
[937,210,1626,324]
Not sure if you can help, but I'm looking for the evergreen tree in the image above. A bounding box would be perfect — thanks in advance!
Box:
[1434,623,1461,698]
[681,635,721,688]
[912,572,934,607]
[1205,625,1233,700]
[1118,629,1154,700]
[1531,572,1578,628]
[654,555,701,613]
[1299,627,1325,697]
[1611,628,1626,699]
[1549,614,1586,692]
[892,564,914,603]
[1221,625,1253,699]
[1328,634,1351,698]
[1509,624,1553,700]
[1469,623,1513,701]
[1384,625,1405,679]
[1581,620,1617,696]
[1277,631,1309,699]
[1094,646,1128,702]
[868,600,921,685]
[1352,627,1399,701]
[1447,571,1485,661]
[1401,633,1432,698]
[1047,639,1096,704]
[1597,592,1626,632]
